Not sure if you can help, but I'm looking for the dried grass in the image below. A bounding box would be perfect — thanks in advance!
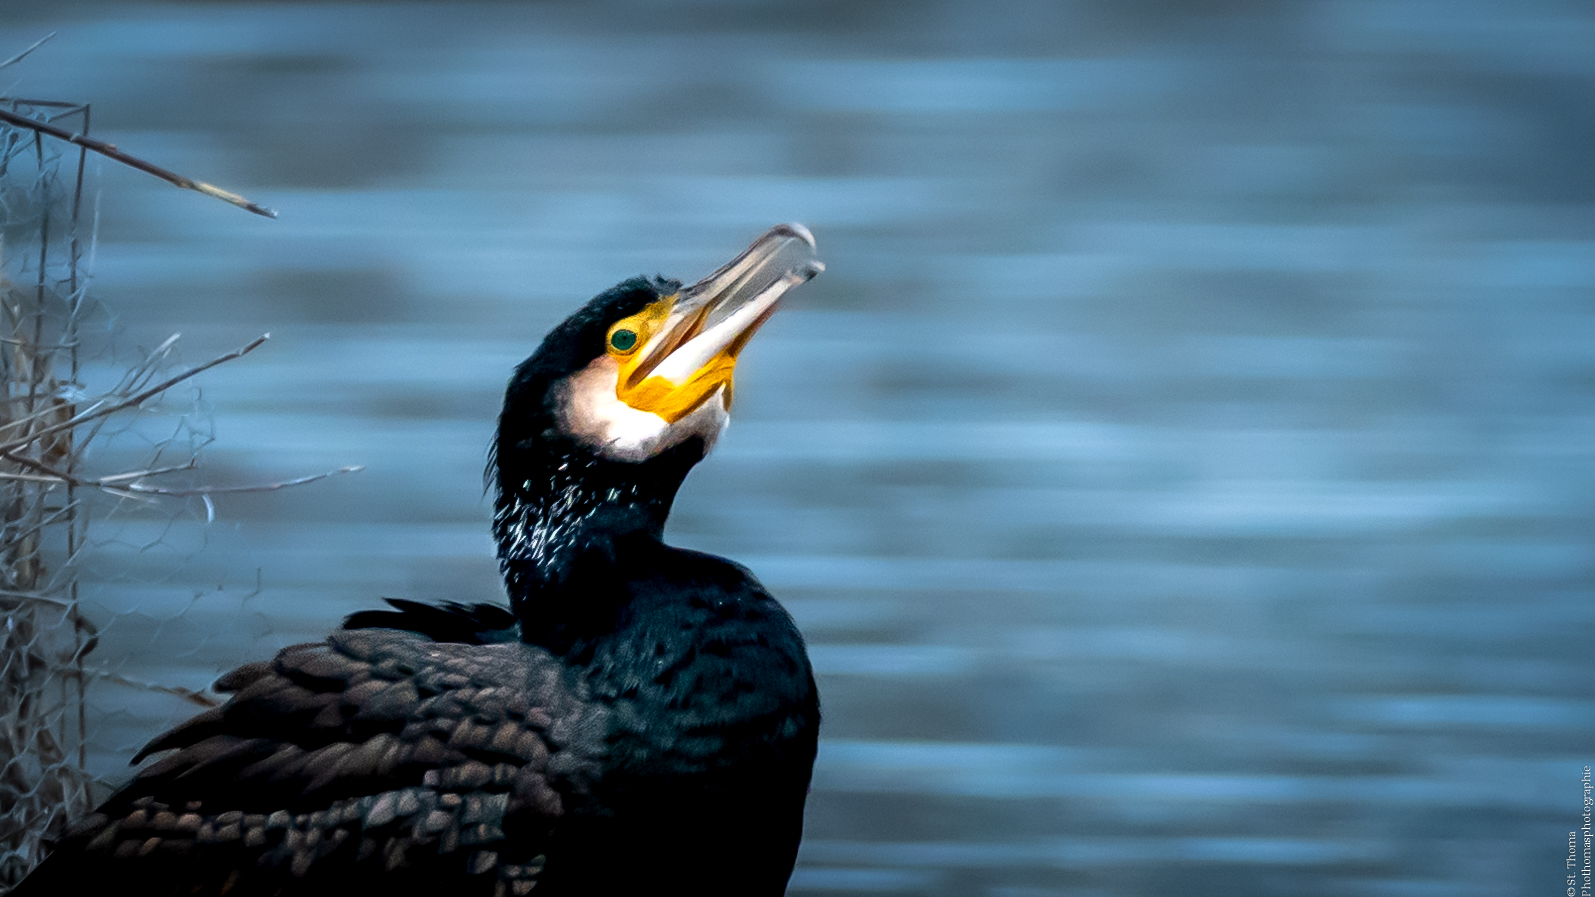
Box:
[0,93,341,891]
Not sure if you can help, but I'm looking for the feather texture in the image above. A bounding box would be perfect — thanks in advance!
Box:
[20,630,602,897]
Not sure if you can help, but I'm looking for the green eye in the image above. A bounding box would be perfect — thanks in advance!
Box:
[609,329,638,352]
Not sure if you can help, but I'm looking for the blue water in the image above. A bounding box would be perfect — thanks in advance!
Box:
[2,2,1592,894]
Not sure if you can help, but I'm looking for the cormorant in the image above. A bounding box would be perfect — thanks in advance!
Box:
[12,225,824,897]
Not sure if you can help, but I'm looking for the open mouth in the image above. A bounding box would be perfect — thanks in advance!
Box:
[611,224,824,421]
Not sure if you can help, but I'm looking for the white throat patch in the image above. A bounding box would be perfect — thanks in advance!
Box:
[556,354,730,463]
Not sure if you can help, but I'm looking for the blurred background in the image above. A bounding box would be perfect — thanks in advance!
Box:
[0,1,1591,894]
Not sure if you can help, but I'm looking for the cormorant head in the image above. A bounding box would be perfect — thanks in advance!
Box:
[492,225,822,579]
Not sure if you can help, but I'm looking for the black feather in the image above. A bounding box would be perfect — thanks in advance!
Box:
[344,599,519,644]
[16,268,818,897]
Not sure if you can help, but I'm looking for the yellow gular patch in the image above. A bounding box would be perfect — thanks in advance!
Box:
[608,294,741,423]
[624,354,738,423]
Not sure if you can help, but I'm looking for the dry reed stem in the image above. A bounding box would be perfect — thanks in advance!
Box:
[0,107,276,219]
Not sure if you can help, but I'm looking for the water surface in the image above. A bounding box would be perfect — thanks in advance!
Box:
[1,2,1591,894]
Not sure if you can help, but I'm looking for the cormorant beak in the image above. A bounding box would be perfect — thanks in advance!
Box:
[611,224,823,422]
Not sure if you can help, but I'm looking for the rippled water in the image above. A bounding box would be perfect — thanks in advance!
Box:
[2,2,1592,894]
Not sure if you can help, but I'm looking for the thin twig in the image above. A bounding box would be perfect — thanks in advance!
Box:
[0,33,56,71]
[0,471,75,484]
[0,501,82,554]
[0,450,141,500]
[96,461,198,484]
[0,589,75,608]
[0,98,83,109]
[0,450,92,488]
[113,333,184,397]
[122,465,365,496]
[0,333,269,457]
[88,671,221,709]
[0,331,189,438]
[0,106,277,218]
[0,447,361,500]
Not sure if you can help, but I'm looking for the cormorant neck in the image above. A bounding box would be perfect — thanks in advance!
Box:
[492,440,700,619]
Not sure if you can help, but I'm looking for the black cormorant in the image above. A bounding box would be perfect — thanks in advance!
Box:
[13,224,825,897]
